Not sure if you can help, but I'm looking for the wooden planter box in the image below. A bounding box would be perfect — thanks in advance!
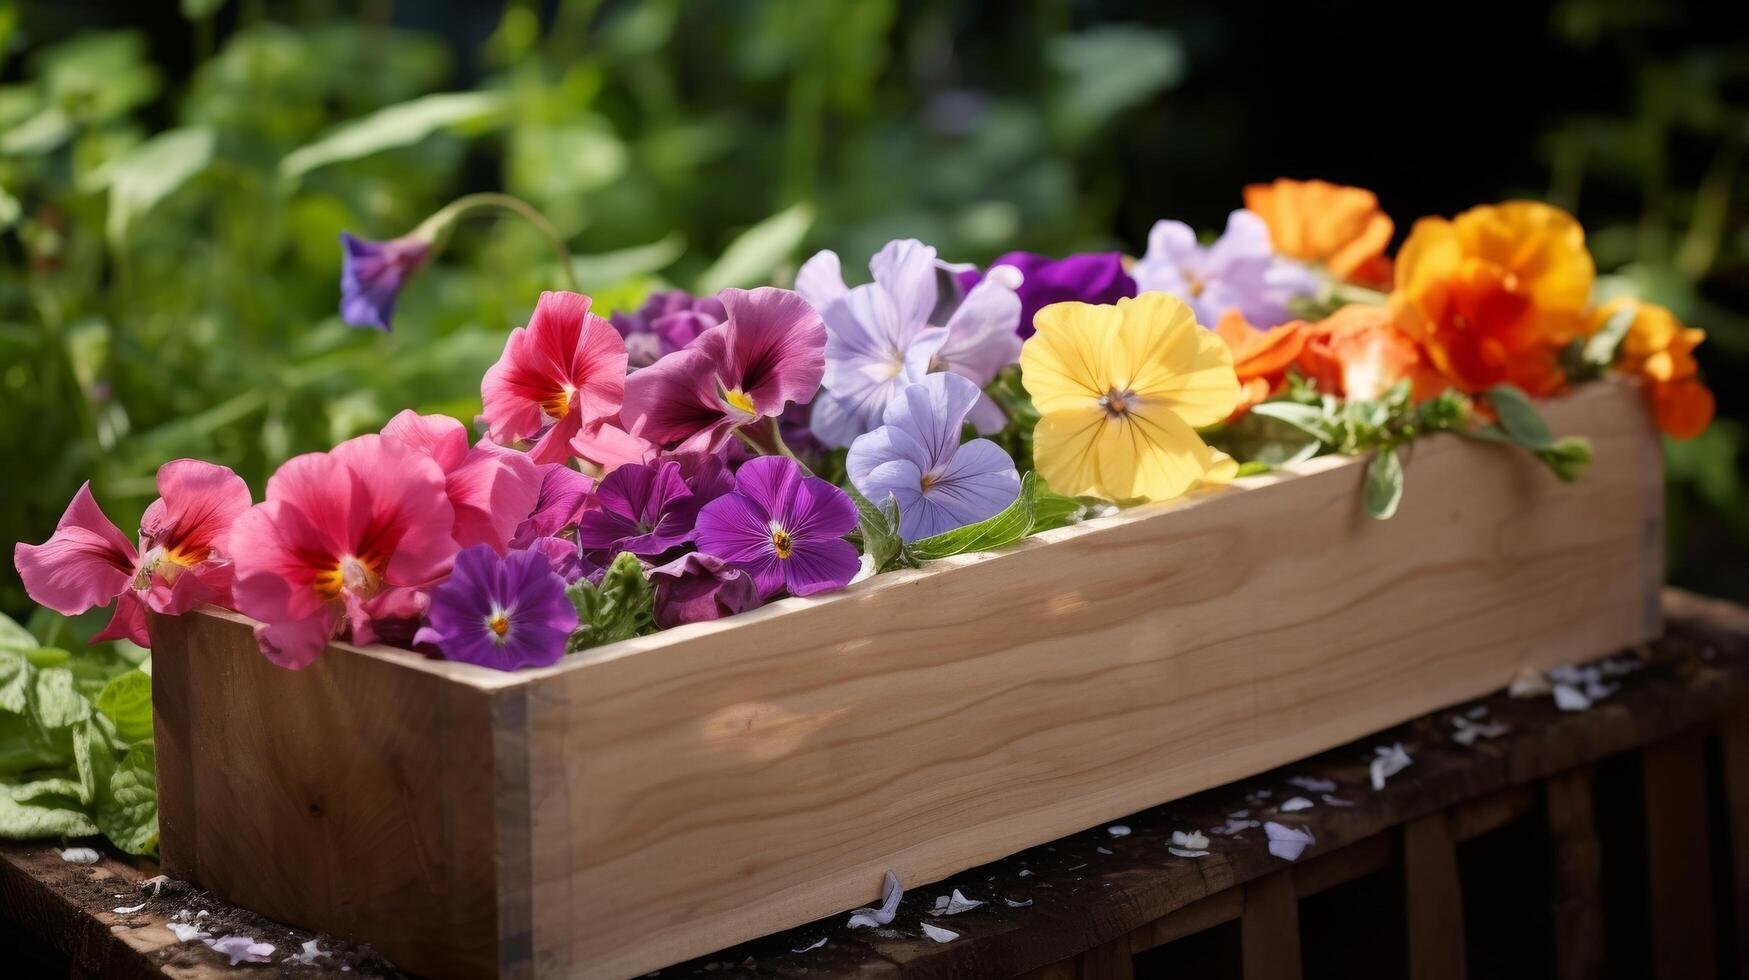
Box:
[149,380,1663,980]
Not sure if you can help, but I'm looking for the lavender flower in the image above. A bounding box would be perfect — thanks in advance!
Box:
[693,456,859,599]
[338,232,432,331]
[1132,209,1319,329]
[413,545,577,670]
[574,456,732,563]
[847,373,1020,539]
[610,290,728,368]
[648,552,761,628]
[956,251,1135,338]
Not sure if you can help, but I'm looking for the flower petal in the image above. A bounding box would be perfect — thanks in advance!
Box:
[13,483,136,616]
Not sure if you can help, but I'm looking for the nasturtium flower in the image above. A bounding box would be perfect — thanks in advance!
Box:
[956,251,1135,338]
[1213,311,1307,417]
[1391,201,1595,396]
[1593,298,1715,439]
[610,290,728,369]
[1021,294,1241,503]
[381,410,542,554]
[481,290,630,465]
[413,545,577,671]
[1132,210,1320,329]
[621,287,827,453]
[574,455,734,563]
[847,373,1021,540]
[338,232,432,332]
[14,460,251,647]
[230,434,459,669]
[1243,179,1394,287]
[693,456,859,600]
[648,552,761,629]
[1295,304,1447,403]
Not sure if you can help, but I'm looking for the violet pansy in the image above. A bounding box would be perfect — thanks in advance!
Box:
[413,544,577,671]
[692,456,859,600]
[1132,209,1319,329]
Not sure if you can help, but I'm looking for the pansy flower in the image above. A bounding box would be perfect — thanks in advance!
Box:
[1243,179,1394,287]
[1021,294,1241,503]
[610,290,728,369]
[229,434,459,669]
[693,456,859,599]
[14,460,251,647]
[574,455,734,563]
[413,545,577,671]
[954,251,1135,338]
[847,373,1021,540]
[338,232,432,332]
[481,290,629,465]
[381,410,543,553]
[1133,209,1320,329]
[648,552,761,629]
[510,463,596,548]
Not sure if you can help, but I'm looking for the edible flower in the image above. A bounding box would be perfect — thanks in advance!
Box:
[1132,210,1320,329]
[955,251,1135,338]
[610,290,727,369]
[1593,298,1715,439]
[380,410,542,553]
[338,232,432,332]
[574,455,734,563]
[1213,312,1307,416]
[692,456,859,599]
[14,460,251,647]
[1243,179,1393,287]
[413,544,577,670]
[510,463,596,548]
[1021,293,1241,503]
[847,373,1021,539]
[1294,304,1447,403]
[647,552,761,629]
[481,290,629,464]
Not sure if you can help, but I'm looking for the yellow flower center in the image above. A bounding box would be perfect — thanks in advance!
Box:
[920,472,938,492]
[770,524,793,559]
[721,387,758,416]
[314,554,384,601]
[541,387,573,421]
[1185,272,1206,298]
[487,609,510,641]
[1099,387,1137,418]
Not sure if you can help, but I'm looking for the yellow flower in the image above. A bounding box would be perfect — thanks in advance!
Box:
[1021,293,1241,503]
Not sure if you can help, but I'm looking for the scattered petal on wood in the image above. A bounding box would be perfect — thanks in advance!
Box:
[1553,683,1590,712]
[1018,869,1033,877]
[168,922,209,943]
[1509,667,1552,698]
[288,939,330,966]
[139,874,172,896]
[1213,817,1261,836]
[206,935,275,966]
[1288,776,1336,793]
[112,902,147,915]
[1171,829,1210,850]
[1265,822,1316,862]
[1096,846,1113,855]
[1228,809,1251,819]
[1168,847,1210,858]
[921,923,960,943]
[847,870,903,929]
[1004,898,1033,908]
[1320,794,1355,807]
[1106,824,1131,837]
[1370,743,1412,790]
[1452,712,1510,745]
[790,937,828,954]
[59,847,99,864]
[1279,796,1314,812]
[930,889,983,916]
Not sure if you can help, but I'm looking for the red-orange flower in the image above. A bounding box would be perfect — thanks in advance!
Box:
[1244,178,1394,288]
[1214,311,1306,416]
[1391,201,1595,397]
[1593,298,1715,439]
[1295,304,1448,403]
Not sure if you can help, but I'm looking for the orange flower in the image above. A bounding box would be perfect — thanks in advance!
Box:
[1592,298,1715,439]
[1391,201,1595,397]
[1295,304,1448,403]
[1214,311,1307,415]
[1244,178,1394,287]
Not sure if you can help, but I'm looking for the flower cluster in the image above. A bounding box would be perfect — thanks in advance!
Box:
[13,183,1711,672]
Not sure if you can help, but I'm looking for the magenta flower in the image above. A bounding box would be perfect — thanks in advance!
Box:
[1132,209,1320,328]
[339,232,432,332]
[14,460,251,647]
[481,291,629,465]
[528,534,594,584]
[610,290,728,368]
[567,418,660,476]
[381,410,543,553]
[693,456,858,600]
[574,455,733,563]
[413,545,577,670]
[956,251,1135,338]
[648,552,760,629]
[620,287,826,454]
[510,463,596,549]
[229,434,459,669]
[847,373,1020,540]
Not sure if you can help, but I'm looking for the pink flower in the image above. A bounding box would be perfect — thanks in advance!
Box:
[14,460,251,647]
[481,291,629,465]
[620,287,826,453]
[229,434,459,669]
[567,418,659,476]
[381,410,543,553]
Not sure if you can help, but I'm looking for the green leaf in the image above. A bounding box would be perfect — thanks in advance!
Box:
[1485,385,1555,451]
[1364,445,1405,520]
[694,203,814,294]
[32,667,91,730]
[1206,409,1324,468]
[1047,26,1186,144]
[93,742,157,856]
[842,481,910,572]
[181,0,228,19]
[565,553,656,652]
[1031,487,1091,533]
[571,233,686,292]
[1583,303,1636,368]
[1248,401,1338,443]
[1536,436,1594,483]
[280,91,507,180]
[83,126,215,245]
[0,614,34,657]
[95,670,152,745]
[0,789,98,841]
[910,472,1040,562]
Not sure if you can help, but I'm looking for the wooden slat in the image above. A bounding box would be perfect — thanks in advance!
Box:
[1448,785,1535,842]
[1403,813,1466,980]
[1544,767,1604,980]
[1128,890,1244,954]
[1724,712,1749,978]
[1642,735,1718,980]
[1073,938,1134,980]
[1241,871,1301,980]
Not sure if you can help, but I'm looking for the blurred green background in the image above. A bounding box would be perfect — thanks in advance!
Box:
[2,0,1746,619]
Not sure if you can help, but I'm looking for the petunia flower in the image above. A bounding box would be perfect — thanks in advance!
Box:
[955,251,1135,339]
[1294,304,1448,403]
[412,544,577,671]
[1592,298,1714,439]
[229,434,460,669]
[481,290,629,465]
[14,460,251,647]
[610,290,728,369]
[797,239,1024,447]
[1391,200,1595,396]
[1132,209,1320,329]
[510,463,596,549]
[1021,293,1241,503]
[1243,179,1394,287]
[647,552,761,629]
[381,410,543,553]
[574,456,733,563]
[338,232,432,332]
[846,373,1021,540]
[620,287,826,453]
[692,456,859,600]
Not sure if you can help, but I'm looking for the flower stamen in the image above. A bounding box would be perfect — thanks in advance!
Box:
[769,522,794,560]
[1099,387,1137,418]
[487,608,511,642]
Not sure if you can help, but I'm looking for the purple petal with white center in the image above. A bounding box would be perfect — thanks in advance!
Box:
[794,249,847,314]
[868,238,940,331]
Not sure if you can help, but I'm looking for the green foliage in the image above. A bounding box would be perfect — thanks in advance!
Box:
[909,472,1041,561]
[565,553,657,652]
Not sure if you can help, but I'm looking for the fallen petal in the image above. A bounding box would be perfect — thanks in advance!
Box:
[1288,776,1337,793]
[1553,683,1591,712]
[1168,847,1210,858]
[1265,822,1316,862]
[1370,743,1412,790]
[921,923,959,943]
[1004,898,1033,908]
[847,870,904,929]
[205,935,275,965]
[1106,824,1131,837]
[1279,796,1314,812]
[168,922,209,943]
[791,937,828,954]
[112,902,147,915]
[59,847,99,865]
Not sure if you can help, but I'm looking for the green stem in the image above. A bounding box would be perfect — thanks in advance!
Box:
[766,416,800,461]
[1328,281,1389,307]
[730,417,801,461]
[419,192,579,292]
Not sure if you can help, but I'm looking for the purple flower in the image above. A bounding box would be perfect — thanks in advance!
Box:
[693,456,859,600]
[413,545,578,670]
[956,251,1136,339]
[796,239,1023,448]
[338,232,432,332]
[1132,209,1319,329]
[575,456,732,563]
[510,464,595,548]
[529,535,593,584]
[847,373,1020,540]
[648,552,761,628]
[610,290,729,369]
